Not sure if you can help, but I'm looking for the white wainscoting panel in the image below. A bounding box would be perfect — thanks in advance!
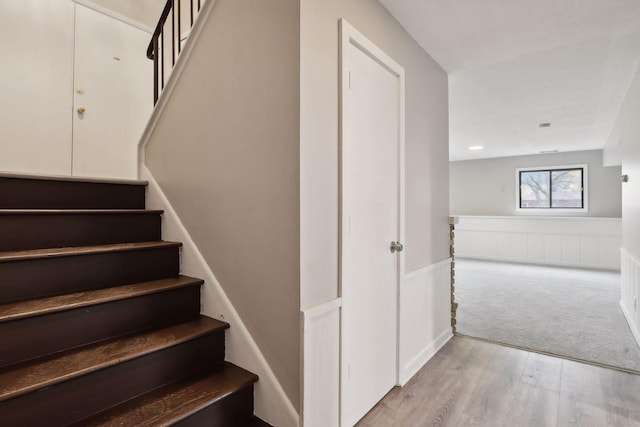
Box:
[620,248,640,349]
[301,298,341,427]
[399,258,453,385]
[455,216,621,270]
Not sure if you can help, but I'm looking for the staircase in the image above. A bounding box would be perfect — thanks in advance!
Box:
[0,174,268,426]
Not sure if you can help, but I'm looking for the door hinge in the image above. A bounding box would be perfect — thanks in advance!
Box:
[348,71,351,89]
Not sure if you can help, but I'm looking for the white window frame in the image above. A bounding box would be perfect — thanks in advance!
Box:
[515,164,589,213]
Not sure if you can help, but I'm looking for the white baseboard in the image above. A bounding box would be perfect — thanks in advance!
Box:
[401,328,452,385]
[619,300,640,349]
[140,165,298,427]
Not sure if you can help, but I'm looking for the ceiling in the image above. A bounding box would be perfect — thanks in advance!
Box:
[378,0,640,161]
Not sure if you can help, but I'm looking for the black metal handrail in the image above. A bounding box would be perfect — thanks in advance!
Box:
[147,0,203,104]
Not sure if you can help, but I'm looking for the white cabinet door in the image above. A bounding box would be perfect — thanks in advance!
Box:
[0,0,74,176]
[72,4,153,179]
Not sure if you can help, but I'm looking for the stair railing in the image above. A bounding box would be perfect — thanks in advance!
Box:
[147,0,204,104]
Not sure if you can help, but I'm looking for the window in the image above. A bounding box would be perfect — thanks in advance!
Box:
[516,165,587,211]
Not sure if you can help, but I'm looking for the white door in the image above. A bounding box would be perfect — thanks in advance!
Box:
[73,4,152,179]
[0,0,74,176]
[340,21,405,426]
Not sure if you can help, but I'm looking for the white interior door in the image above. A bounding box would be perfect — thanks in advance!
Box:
[0,0,74,176]
[73,4,152,179]
[340,20,405,426]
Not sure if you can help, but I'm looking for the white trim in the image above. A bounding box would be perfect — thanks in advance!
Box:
[303,298,342,322]
[515,164,589,213]
[140,165,298,427]
[339,18,405,426]
[453,215,619,221]
[454,216,621,270]
[400,328,452,385]
[136,0,218,176]
[404,258,452,280]
[620,300,640,349]
[398,258,453,385]
[72,0,154,33]
[620,248,640,350]
[301,298,342,427]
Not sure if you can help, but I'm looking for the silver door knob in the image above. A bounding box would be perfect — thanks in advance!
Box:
[390,241,404,253]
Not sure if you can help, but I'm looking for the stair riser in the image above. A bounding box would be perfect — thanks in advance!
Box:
[0,333,225,427]
[0,213,161,251]
[176,386,255,427]
[0,246,179,303]
[0,286,201,368]
[0,178,145,209]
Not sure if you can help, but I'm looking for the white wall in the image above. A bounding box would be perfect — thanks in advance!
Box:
[606,64,640,348]
[450,150,622,217]
[455,216,621,270]
[300,0,451,424]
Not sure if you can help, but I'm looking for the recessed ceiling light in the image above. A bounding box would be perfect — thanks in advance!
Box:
[468,145,484,151]
[539,123,551,128]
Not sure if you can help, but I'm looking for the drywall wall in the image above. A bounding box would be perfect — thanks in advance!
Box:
[606,65,640,259]
[300,0,450,309]
[450,150,622,217]
[144,0,300,410]
[609,61,640,352]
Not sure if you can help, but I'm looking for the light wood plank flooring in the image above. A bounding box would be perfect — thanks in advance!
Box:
[357,336,640,426]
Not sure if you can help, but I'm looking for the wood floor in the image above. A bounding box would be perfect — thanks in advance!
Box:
[357,336,640,427]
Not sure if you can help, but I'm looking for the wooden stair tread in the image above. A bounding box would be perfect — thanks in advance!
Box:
[0,209,162,215]
[0,316,229,402]
[0,276,203,323]
[0,172,147,186]
[77,362,259,427]
[0,241,181,263]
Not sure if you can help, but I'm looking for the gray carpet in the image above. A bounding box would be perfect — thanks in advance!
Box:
[456,258,640,372]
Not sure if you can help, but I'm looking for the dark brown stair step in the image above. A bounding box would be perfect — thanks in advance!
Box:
[0,209,162,252]
[0,317,228,426]
[0,173,146,209]
[0,241,180,263]
[0,275,203,323]
[249,417,273,426]
[76,362,259,427]
[0,276,204,368]
[0,316,228,402]
[0,242,181,303]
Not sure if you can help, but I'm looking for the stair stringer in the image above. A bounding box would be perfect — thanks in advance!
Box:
[140,165,299,427]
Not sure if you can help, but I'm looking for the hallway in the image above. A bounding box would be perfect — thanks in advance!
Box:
[357,336,640,426]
